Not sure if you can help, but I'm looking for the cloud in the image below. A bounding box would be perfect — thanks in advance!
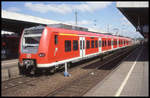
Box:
[25,2,50,13]
[6,7,21,12]
[83,2,113,12]
[64,20,108,33]
[24,2,112,14]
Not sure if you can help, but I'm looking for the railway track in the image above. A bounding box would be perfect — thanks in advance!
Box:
[2,45,137,96]
[45,46,136,96]
[2,74,50,91]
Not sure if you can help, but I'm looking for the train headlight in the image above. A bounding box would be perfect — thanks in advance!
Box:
[39,53,45,57]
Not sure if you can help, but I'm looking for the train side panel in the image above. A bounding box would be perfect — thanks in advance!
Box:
[85,37,99,55]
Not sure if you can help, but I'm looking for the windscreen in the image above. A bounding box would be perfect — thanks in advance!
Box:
[24,36,41,44]
[21,26,45,53]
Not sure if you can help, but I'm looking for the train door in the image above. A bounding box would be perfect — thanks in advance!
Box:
[53,33,59,61]
[111,38,113,49]
[117,38,119,48]
[98,37,102,53]
[79,37,85,58]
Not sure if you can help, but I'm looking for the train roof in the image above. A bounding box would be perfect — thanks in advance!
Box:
[47,26,132,40]
[47,26,109,37]
[24,25,131,40]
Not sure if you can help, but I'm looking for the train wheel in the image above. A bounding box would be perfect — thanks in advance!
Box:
[67,62,71,68]
[33,69,41,76]
[50,67,56,74]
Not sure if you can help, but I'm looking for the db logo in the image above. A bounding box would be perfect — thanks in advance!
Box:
[26,54,31,58]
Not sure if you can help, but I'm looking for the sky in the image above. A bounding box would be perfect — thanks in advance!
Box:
[2,1,144,39]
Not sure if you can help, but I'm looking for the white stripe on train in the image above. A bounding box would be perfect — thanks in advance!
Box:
[37,45,128,68]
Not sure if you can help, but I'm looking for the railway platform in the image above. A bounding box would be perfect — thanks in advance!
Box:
[84,43,149,96]
[1,59,19,81]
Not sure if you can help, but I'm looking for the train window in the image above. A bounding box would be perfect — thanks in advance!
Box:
[105,40,107,46]
[80,40,82,49]
[73,40,78,51]
[83,40,85,49]
[65,40,71,52]
[110,40,111,46]
[55,35,58,45]
[108,40,110,46]
[107,40,108,46]
[104,40,105,46]
[86,40,90,49]
[95,40,98,48]
[102,41,105,47]
[104,40,105,47]
[103,41,105,46]
[99,40,101,47]
[91,40,94,48]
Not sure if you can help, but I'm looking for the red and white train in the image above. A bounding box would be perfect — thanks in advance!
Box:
[18,25,132,75]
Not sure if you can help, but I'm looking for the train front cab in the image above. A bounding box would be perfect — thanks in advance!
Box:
[18,26,52,74]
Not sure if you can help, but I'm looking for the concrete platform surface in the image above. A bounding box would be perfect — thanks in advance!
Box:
[1,59,19,81]
[84,44,149,96]
[2,59,18,69]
